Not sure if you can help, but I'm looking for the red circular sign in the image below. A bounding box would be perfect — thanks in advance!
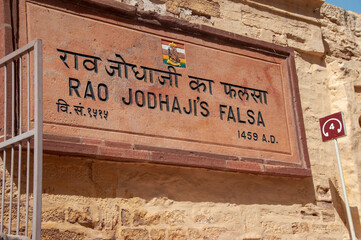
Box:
[319,112,346,142]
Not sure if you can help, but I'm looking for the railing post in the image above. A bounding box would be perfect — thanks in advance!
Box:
[32,39,43,240]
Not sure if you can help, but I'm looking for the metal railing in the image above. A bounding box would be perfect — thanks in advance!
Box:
[0,39,43,240]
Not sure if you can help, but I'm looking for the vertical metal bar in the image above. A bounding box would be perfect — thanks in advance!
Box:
[19,57,22,136]
[25,51,30,236]
[8,61,16,234]
[32,39,43,240]
[1,64,7,233]
[16,56,22,235]
[1,149,6,232]
[334,139,357,240]
[9,147,14,234]
[27,52,30,132]
[11,61,15,139]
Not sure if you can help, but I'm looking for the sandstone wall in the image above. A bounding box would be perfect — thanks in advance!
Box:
[1,0,361,239]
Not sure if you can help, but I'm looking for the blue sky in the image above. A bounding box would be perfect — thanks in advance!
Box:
[325,0,361,13]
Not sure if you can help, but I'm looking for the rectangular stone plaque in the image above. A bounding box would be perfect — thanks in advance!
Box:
[22,0,310,176]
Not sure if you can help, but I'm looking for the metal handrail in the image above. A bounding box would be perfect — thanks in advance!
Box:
[0,39,42,240]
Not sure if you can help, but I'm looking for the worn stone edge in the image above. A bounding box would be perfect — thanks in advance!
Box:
[286,51,311,169]
[42,133,312,177]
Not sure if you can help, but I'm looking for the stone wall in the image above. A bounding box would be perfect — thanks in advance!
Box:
[37,154,346,239]
[1,0,361,239]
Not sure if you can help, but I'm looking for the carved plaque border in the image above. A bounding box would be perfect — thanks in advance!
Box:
[19,0,311,177]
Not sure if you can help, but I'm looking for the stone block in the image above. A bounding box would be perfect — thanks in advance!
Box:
[168,228,187,240]
[65,207,94,228]
[311,223,343,234]
[42,208,66,222]
[120,228,150,240]
[316,185,332,202]
[262,221,293,234]
[203,227,227,239]
[262,237,281,240]
[194,214,214,224]
[189,228,203,239]
[150,229,166,240]
[121,209,131,226]
[133,210,160,226]
[160,0,220,17]
[41,229,85,240]
[291,222,310,234]
[321,211,335,222]
[300,204,321,220]
[162,210,186,225]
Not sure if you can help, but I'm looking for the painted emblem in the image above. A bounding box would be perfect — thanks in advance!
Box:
[162,40,186,68]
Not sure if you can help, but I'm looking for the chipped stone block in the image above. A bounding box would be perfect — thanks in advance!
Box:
[291,222,310,234]
[120,228,149,240]
[150,229,166,240]
[168,228,187,240]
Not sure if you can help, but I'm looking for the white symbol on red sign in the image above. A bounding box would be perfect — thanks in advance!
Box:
[322,118,342,137]
[319,112,346,142]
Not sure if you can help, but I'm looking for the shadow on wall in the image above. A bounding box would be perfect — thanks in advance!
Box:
[329,180,361,238]
[32,154,317,206]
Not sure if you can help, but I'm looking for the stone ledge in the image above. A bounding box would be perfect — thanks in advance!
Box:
[42,133,312,177]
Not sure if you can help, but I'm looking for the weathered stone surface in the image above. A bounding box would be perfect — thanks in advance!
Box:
[262,221,293,234]
[121,209,131,226]
[149,229,166,240]
[321,211,335,222]
[162,210,186,226]
[42,208,66,222]
[41,229,85,240]
[203,227,227,239]
[291,222,309,234]
[65,207,94,228]
[321,3,361,59]
[153,0,220,17]
[168,228,187,240]
[188,228,203,239]
[120,228,149,240]
[238,4,325,55]
[133,210,160,226]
